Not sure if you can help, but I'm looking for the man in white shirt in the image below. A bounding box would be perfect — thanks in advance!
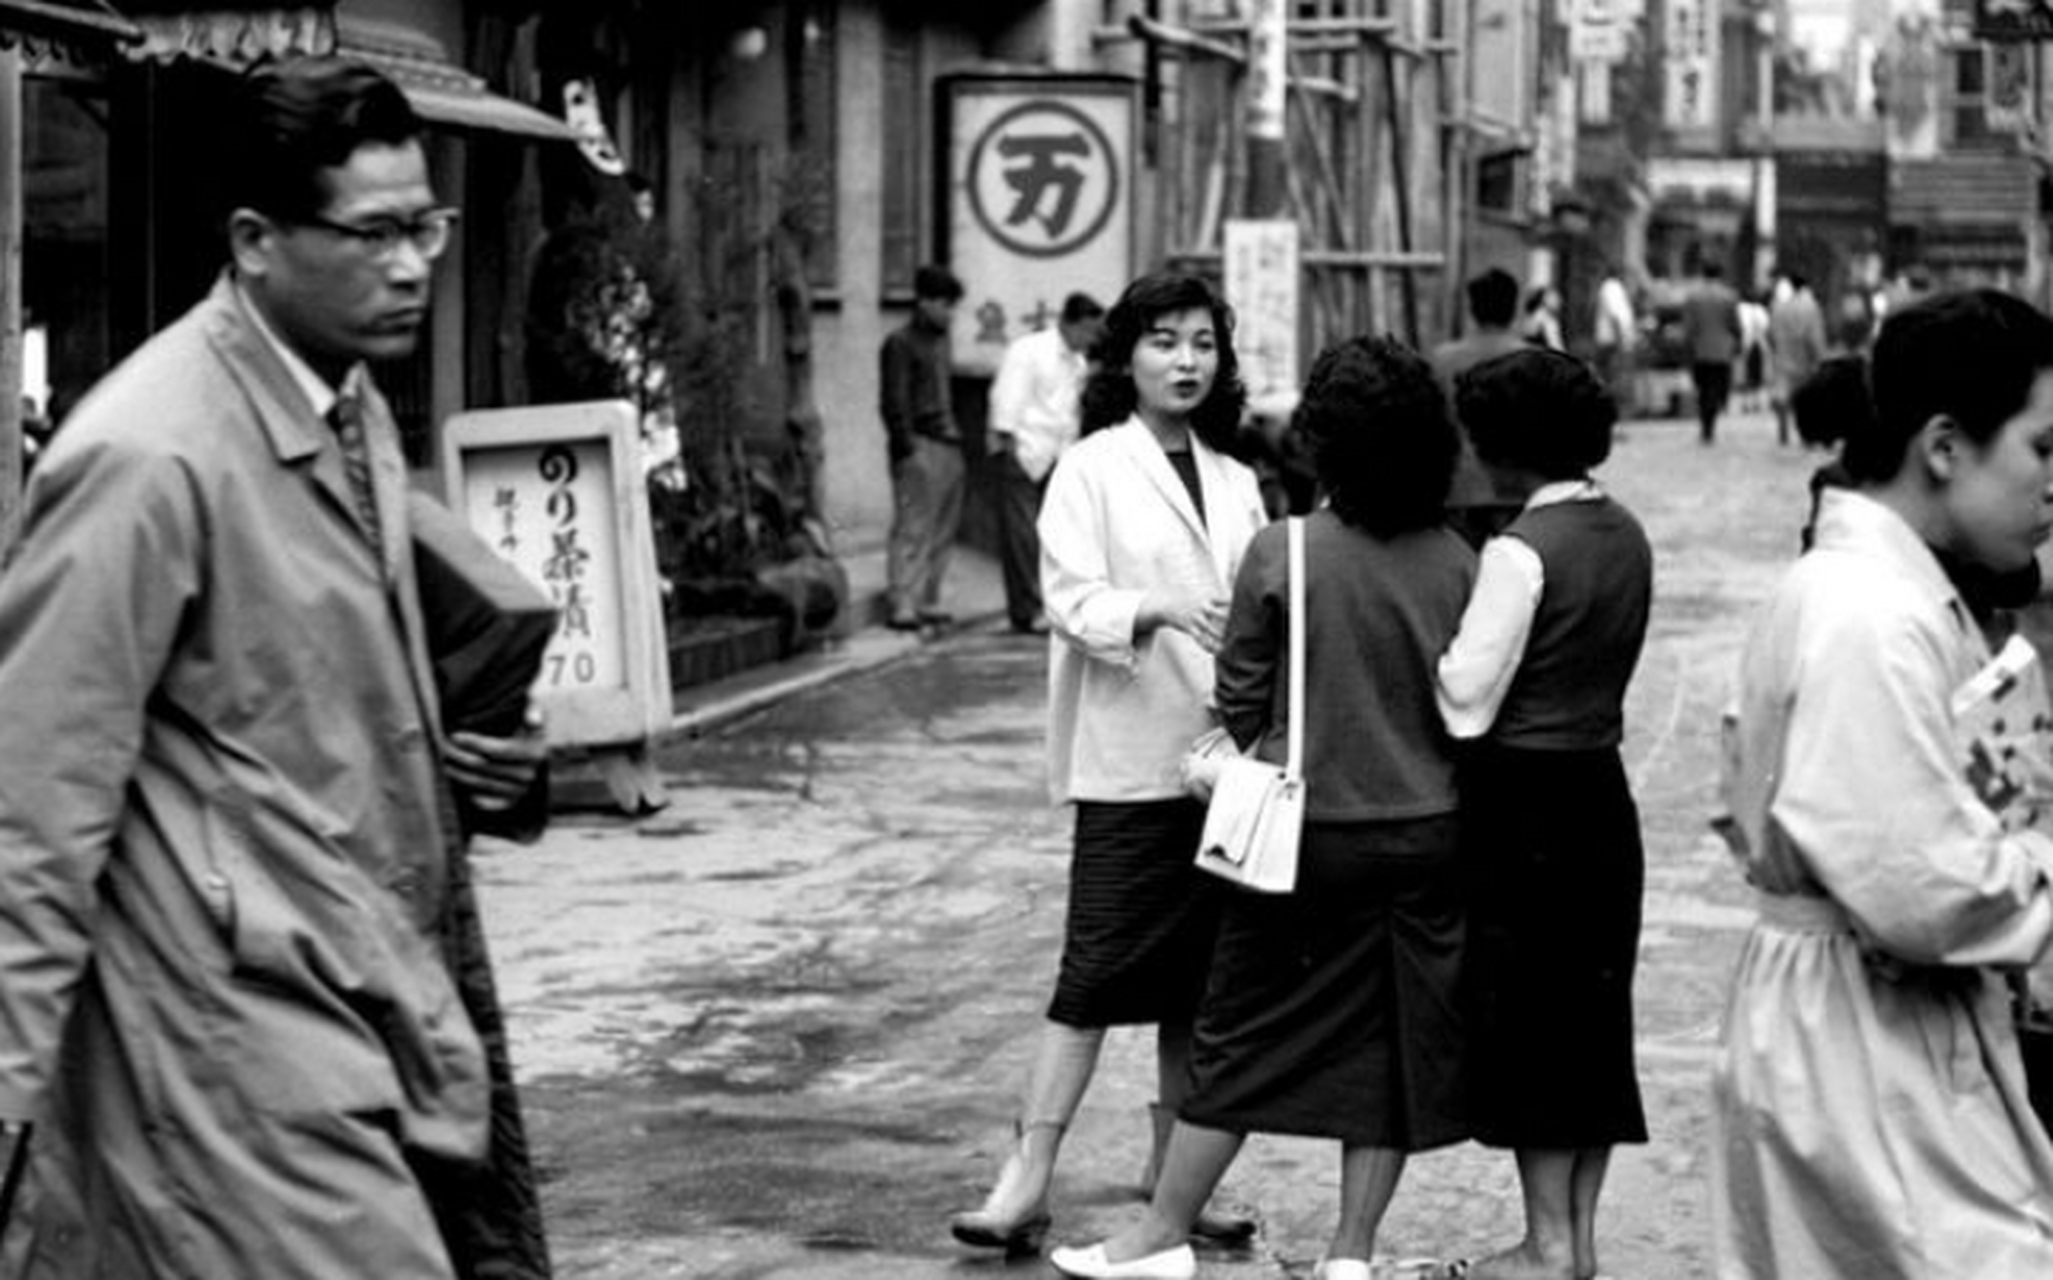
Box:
[987,292,1104,633]
[1594,269,1637,412]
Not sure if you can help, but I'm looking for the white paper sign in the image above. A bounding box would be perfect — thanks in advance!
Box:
[1224,219,1301,403]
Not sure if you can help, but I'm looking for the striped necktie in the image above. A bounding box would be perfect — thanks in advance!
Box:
[328,392,382,550]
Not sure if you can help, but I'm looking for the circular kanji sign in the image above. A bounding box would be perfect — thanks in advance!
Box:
[964,99,1121,260]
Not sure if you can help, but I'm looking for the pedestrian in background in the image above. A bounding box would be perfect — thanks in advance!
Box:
[1052,336,1477,1280]
[1680,262,1743,444]
[949,271,1267,1259]
[988,291,1105,634]
[880,263,966,630]
[1766,271,1829,447]
[1738,289,1770,413]
[1436,349,1653,1280]
[1432,267,1529,549]
[0,58,548,1278]
[1592,267,1637,415]
[1715,289,2053,1280]
[1520,285,1564,351]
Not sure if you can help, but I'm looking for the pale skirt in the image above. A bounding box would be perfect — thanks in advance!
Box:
[1712,893,2053,1280]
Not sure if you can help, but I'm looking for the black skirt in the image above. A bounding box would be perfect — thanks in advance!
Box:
[1180,816,1469,1150]
[1047,798,1222,1028]
[1461,742,1648,1148]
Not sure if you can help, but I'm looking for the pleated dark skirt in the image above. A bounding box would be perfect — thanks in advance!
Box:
[1462,742,1648,1149]
[1047,798,1222,1028]
[1180,816,1469,1150]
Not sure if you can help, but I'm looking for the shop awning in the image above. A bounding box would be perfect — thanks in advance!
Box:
[342,38,575,142]
[0,0,142,56]
[120,7,573,143]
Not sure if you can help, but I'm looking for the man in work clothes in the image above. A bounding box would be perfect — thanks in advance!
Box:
[881,264,967,630]
[0,59,547,1279]
[987,291,1104,633]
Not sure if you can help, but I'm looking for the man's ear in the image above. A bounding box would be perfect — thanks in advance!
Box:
[227,208,274,279]
[1915,413,1963,483]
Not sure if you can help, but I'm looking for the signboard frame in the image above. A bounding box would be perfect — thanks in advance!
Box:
[438,399,671,752]
[937,72,1139,377]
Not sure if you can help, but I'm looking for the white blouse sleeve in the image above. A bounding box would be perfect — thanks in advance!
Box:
[1436,534,1544,739]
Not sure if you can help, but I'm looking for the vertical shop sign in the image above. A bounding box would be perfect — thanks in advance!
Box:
[943,75,1137,376]
[1663,0,1720,130]
[1223,219,1300,404]
[440,400,671,751]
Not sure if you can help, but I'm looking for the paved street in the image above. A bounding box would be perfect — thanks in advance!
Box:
[477,406,1821,1278]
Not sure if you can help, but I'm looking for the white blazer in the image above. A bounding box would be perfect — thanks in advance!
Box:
[1038,416,1269,803]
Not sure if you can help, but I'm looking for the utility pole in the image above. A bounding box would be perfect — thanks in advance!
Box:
[1246,0,1288,217]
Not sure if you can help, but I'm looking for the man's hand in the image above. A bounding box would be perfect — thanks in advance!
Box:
[443,706,548,813]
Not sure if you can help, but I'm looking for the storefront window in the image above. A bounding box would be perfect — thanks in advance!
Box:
[24,68,113,434]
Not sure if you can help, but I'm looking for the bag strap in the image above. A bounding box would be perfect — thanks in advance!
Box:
[1286,515,1305,778]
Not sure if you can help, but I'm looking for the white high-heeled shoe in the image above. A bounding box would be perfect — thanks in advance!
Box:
[1048,1241,1197,1279]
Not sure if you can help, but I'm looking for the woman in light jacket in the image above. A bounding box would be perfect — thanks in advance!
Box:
[949,272,1269,1257]
[1715,289,2053,1279]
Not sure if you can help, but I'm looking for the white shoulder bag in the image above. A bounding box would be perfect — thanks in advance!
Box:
[1193,516,1305,894]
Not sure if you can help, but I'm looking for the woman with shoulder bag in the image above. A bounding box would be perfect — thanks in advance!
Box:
[1052,336,1478,1280]
[947,272,1269,1259]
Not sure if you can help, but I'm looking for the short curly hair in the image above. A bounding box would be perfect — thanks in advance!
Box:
[1455,348,1617,479]
[1294,335,1459,536]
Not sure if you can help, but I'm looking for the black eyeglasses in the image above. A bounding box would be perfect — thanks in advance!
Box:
[292,207,460,262]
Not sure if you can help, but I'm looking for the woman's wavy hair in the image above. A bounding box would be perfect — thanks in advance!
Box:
[1295,335,1459,536]
[1816,289,2053,483]
[1079,271,1247,455]
[1455,347,1618,479]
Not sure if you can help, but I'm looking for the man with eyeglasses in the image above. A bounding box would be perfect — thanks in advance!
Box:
[0,58,548,1279]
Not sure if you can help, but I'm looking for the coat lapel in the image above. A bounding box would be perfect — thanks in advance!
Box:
[204,278,403,581]
[1111,417,1237,593]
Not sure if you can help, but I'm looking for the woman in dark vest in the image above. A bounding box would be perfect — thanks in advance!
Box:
[1434,349,1654,1280]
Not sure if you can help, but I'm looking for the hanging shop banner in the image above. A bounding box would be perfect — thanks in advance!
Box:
[1223,218,1301,406]
[439,400,671,749]
[1663,0,1720,131]
[942,74,1137,377]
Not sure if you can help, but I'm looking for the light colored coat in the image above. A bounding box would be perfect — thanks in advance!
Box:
[1039,417,1267,803]
[1715,488,2053,1279]
[0,277,485,1278]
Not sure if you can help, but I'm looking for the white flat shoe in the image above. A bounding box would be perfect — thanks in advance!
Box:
[1048,1241,1197,1279]
[1315,1260,1375,1280]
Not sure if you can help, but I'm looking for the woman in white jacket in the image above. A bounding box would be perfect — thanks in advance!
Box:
[949,272,1269,1259]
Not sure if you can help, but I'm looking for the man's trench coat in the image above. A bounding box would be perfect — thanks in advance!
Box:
[0,277,515,1278]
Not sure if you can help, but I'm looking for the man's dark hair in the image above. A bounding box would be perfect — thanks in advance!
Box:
[1456,348,1618,479]
[1060,292,1105,325]
[1296,335,1459,537]
[226,58,422,223]
[1466,268,1519,328]
[1703,261,1726,281]
[914,264,964,303]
